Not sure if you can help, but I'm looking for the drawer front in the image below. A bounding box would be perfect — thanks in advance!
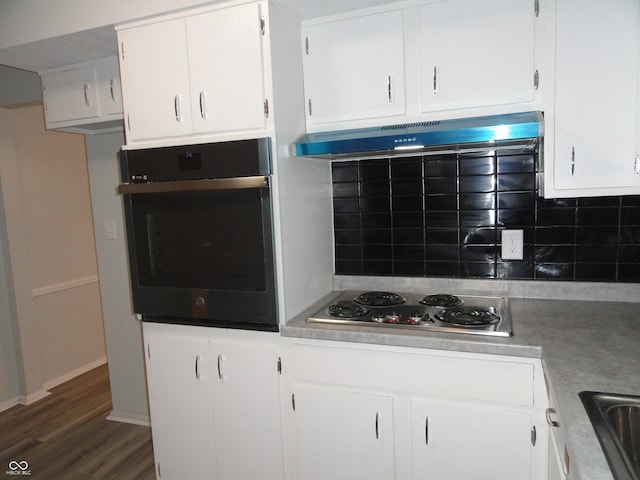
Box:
[293,344,534,406]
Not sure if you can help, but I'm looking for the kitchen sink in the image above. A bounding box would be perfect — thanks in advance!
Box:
[580,391,640,480]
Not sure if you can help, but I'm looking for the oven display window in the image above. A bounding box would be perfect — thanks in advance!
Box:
[131,188,268,292]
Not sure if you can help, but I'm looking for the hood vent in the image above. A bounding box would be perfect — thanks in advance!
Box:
[292,111,543,159]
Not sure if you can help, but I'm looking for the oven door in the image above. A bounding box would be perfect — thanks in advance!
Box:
[120,176,277,331]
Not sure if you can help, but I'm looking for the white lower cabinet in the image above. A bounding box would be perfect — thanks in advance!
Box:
[290,342,547,480]
[294,385,395,480]
[143,322,284,480]
[411,398,532,480]
[144,327,216,479]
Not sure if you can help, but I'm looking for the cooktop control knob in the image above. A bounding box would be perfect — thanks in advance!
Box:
[372,314,386,323]
[385,312,400,323]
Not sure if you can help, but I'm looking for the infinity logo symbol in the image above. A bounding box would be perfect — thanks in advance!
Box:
[8,460,29,471]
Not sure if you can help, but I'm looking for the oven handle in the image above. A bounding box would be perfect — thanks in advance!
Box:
[117,175,269,195]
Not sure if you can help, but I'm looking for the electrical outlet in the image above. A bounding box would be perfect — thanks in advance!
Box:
[502,229,523,260]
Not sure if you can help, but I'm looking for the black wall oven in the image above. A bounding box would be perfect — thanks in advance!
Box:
[118,138,278,331]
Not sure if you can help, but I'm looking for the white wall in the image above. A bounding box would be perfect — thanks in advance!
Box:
[0,105,107,407]
[0,0,215,49]
[85,132,150,424]
[0,66,41,107]
[0,180,20,408]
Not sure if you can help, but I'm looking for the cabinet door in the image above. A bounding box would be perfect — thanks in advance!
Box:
[144,330,217,480]
[210,339,284,480]
[41,66,99,124]
[295,385,395,480]
[552,0,639,192]
[419,0,535,112]
[118,18,193,141]
[411,398,532,480]
[302,10,406,126]
[96,60,123,118]
[187,3,267,134]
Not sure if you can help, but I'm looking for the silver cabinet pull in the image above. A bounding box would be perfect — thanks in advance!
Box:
[546,408,559,427]
[570,146,576,176]
[83,84,91,106]
[387,75,392,103]
[375,411,380,439]
[531,425,537,446]
[425,416,429,445]
[634,155,640,175]
[110,79,116,102]
[433,66,438,95]
[195,355,202,380]
[174,94,183,123]
[217,354,223,379]
[199,91,207,119]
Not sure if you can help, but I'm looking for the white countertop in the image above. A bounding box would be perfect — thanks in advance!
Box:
[282,289,640,480]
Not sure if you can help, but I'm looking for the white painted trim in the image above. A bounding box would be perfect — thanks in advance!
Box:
[107,410,151,427]
[42,356,108,390]
[18,389,51,405]
[31,275,99,298]
[0,396,20,413]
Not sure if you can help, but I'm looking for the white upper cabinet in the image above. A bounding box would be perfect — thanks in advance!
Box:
[118,18,193,141]
[300,0,538,132]
[542,0,640,197]
[116,1,269,147]
[419,0,536,112]
[96,60,123,118]
[39,57,123,134]
[302,9,406,127]
[187,3,266,134]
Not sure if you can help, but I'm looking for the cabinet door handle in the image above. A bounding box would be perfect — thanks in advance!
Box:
[387,75,392,103]
[195,355,202,380]
[425,416,429,445]
[83,83,91,106]
[634,155,640,175]
[570,146,576,176]
[174,94,183,123]
[217,353,224,380]
[199,90,207,119]
[433,66,438,95]
[375,410,380,439]
[110,79,117,102]
[546,408,559,427]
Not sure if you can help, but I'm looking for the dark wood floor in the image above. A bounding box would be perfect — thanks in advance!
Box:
[0,364,155,480]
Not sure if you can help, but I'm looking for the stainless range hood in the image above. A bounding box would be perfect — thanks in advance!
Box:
[292,111,543,159]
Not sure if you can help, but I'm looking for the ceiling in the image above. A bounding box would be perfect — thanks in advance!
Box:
[0,0,397,73]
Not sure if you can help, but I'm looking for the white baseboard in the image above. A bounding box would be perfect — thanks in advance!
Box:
[43,356,108,390]
[19,389,51,405]
[107,409,151,426]
[0,396,20,413]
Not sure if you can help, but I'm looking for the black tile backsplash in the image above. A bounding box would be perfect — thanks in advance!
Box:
[332,147,640,282]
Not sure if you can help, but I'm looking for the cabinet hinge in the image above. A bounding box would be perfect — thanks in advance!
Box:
[292,393,296,411]
[277,356,282,374]
[531,425,537,446]
[533,69,540,90]
[305,37,309,55]
[534,0,540,17]
[120,42,125,61]
[264,98,270,118]
[260,15,265,35]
